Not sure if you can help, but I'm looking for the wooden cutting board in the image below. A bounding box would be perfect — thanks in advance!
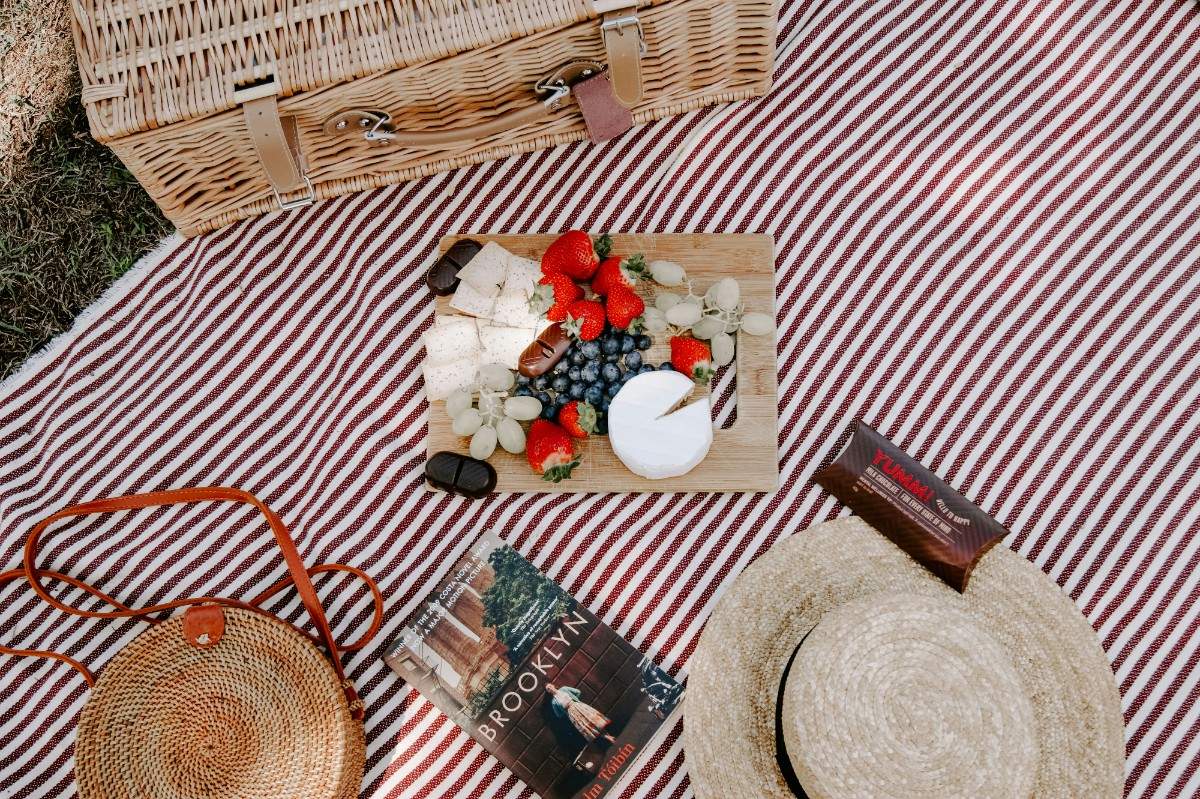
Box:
[426,233,779,493]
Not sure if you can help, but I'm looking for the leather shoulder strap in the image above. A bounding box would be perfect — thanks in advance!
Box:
[7,488,381,719]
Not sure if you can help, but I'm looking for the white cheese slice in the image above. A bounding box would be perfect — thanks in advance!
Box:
[608,371,713,479]
[479,325,535,370]
[422,317,481,365]
[448,279,496,318]
[422,358,477,401]
[503,255,541,297]
[454,242,509,296]
[491,289,545,330]
[434,313,474,327]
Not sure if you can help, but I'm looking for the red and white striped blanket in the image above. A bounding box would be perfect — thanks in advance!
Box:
[2,0,1198,796]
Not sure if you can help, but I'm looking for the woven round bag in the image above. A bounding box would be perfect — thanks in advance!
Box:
[0,488,384,799]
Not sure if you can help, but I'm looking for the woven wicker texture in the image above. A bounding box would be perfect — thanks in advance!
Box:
[73,0,625,140]
[781,595,1038,799]
[77,0,774,235]
[685,518,1125,799]
[74,607,364,799]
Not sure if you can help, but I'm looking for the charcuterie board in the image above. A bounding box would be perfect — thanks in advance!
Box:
[426,233,779,493]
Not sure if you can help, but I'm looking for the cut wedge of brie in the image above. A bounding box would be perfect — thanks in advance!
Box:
[608,371,713,479]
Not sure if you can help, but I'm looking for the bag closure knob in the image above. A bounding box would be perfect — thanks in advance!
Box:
[182,605,225,649]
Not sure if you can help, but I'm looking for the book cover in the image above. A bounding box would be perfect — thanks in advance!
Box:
[385,531,684,799]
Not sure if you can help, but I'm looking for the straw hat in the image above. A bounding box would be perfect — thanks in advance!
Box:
[684,518,1124,799]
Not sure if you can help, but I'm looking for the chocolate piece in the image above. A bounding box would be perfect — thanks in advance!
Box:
[813,421,1009,592]
[426,451,497,498]
[518,322,571,377]
[425,238,483,296]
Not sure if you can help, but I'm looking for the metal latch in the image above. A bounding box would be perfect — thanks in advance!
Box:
[600,13,647,56]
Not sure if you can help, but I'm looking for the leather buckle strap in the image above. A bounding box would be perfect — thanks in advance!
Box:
[1,488,384,722]
[236,81,315,211]
[599,5,645,107]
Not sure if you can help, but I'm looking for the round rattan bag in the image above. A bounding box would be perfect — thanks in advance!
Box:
[0,488,383,799]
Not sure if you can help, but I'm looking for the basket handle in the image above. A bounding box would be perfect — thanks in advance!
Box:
[0,488,383,719]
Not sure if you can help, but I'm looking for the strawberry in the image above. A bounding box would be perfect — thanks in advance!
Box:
[542,230,600,281]
[591,254,646,296]
[605,285,645,331]
[529,272,582,322]
[563,299,606,341]
[558,401,597,439]
[670,336,715,384]
[527,419,581,482]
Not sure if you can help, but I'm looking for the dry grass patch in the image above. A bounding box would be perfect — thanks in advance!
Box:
[0,4,171,381]
[1,0,77,178]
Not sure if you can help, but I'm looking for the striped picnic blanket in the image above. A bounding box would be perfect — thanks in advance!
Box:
[2,0,1198,796]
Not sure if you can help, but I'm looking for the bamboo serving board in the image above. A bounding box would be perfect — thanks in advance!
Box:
[426,233,779,493]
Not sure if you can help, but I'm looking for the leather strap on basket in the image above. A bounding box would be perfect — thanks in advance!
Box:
[236,81,315,210]
[594,1,645,107]
[0,488,383,720]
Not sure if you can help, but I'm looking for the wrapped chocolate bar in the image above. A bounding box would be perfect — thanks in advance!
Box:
[813,421,1009,592]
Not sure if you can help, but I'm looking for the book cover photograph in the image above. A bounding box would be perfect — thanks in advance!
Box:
[385,531,684,799]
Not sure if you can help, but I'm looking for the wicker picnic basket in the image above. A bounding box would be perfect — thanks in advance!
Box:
[0,488,384,799]
[70,0,777,236]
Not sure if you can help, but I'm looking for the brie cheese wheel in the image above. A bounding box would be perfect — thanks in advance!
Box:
[454,242,509,295]
[608,371,713,479]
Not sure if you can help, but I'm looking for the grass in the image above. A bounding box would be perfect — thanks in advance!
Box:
[0,3,171,381]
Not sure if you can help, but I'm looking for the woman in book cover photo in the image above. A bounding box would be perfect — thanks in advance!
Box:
[546,683,617,746]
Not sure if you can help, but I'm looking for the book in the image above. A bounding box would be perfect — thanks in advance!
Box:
[385,531,685,799]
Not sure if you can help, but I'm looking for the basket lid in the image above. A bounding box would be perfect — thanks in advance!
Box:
[73,0,640,141]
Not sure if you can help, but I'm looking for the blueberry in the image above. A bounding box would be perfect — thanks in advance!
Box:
[532,375,550,390]
[580,341,601,359]
[536,391,552,405]
[601,363,621,383]
[659,362,674,371]
[606,382,622,398]
[620,335,636,354]
[636,335,652,350]
[622,370,638,383]
[601,337,621,356]
[584,385,604,406]
[604,353,621,363]
[567,365,581,382]
[514,385,533,396]
[569,382,586,400]
[540,403,557,420]
[580,363,600,383]
[624,351,643,370]
[599,396,611,413]
[516,374,530,385]
[552,360,570,376]
[551,375,570,393]
[595,417,608,435]
[571,350,588,365]
[639,364,655,374]
[555,392,572,408]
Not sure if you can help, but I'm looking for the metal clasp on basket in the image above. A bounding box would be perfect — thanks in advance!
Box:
[533,79,573,109]
[600,13,647,56]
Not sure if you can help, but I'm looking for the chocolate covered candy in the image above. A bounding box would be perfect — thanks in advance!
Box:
[425,451,497,498]
[425,238,483,296]
[518,322,571,378]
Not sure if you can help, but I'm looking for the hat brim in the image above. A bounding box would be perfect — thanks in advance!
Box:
[683,518,1124,799]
